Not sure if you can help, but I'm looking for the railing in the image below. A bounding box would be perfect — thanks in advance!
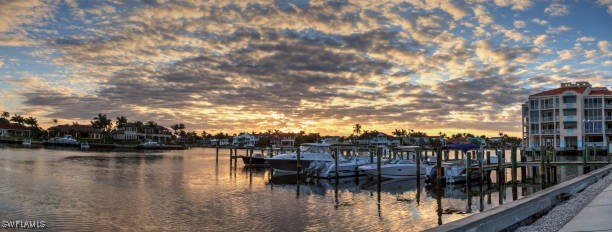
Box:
[541,104,556,109]
[607,128,612,134]
[606,116,612,121]
[606,104,612,109]
[584,104,603,108]
[541,116,559,122]
[585,128,603,133]
[564,116,576,121]
[530,130,539,134]
[540,129,559,134]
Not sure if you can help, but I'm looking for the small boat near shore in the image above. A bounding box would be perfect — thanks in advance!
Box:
[43,135,80,147]
[22,138,32,146]
[137,140,163,149]
[241,153,268,166]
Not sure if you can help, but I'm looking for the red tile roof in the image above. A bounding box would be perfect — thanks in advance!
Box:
[0,123,30,130]
[531,87,588,96]
[48,124,100,133]
[589,88,612,95]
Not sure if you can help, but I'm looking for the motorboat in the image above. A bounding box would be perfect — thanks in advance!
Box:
[358,146,427,179]
[266,143,340,175]
[137,139,163,149]
[426,159,481,184]
[241,153,268,166]
[22,138,32,146]
[44,135,80,146]
[316,155,371,178]
[359,159,427,179]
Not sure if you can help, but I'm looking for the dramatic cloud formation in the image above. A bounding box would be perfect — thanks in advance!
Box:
[0,0,610,136]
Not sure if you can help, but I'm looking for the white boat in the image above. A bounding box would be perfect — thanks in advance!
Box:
[359,159,428,179]
[45,135,80,146]
[80,142,90,150]
[426,159,481,184]
[138,139,162,149]
[316,155,372,178]
[22,138,32,146]
[266,143,340,175]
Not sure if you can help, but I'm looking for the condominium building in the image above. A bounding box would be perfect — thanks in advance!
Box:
[522,81,612,151]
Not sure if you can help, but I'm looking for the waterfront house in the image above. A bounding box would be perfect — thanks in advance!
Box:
[522,81,612,151]
[112,123,172,143]
[357,132,400,146]
[403,136,445,146]
[48,124,101,140]
[232,133,259,147]
[0,123,31,138]
[269,133,297,148]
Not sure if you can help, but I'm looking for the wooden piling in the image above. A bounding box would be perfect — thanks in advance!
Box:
[416,148,421,179]
[478,150,484,185]
[466,151,471,187]
[511,146,517,184]
[215,142,219,162]
[335,147,340,179]
[444,150,449,161]
[377,147,382,180]
[297,146,301,174]
[454,149,458,160]
[496,149,502,184]
[486,151,491,165]
[249,148,253,166]
[436,147,443,184]
[370,147,374,164]
[520,149,526,182]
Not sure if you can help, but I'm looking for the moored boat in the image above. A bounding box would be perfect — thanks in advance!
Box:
[241,153,268,166]
[44,135,80,147]
[266,143,338,175]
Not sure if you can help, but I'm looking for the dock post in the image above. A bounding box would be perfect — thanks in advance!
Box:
[377,147,382,180]
[511,146,517,184]
[466,151,471,187]
[496,149,502,184]
[416,148,421,180]
[436,147,442,184]
[454,149,458,160]
[249,148,253,167]
[297,146,301,175]
[583,146,589,173]
[215,142,219,162]
[425,149,429,163]
[370,147,374,164]
[444,150,449,161]
[520,149,526,182]
[486,151,491,165]
[477,150,483,185]
[335,147,340,180]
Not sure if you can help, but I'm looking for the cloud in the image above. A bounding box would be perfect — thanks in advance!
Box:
[494,0,534,11]
[544,3,570,16]
[514,20,526,28]
[0,0,54,46]
[597,0,612,14]
[599,41,610,53]
[532,18,548,25]
[577,36,596,42]
[534,34,548,46]
[546,25,571,34]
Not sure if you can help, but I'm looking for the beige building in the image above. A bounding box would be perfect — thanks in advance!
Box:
[522,81,612,151]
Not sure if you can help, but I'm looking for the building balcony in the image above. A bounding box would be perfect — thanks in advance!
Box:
[542,116,559,122]
[607,128,612,134]
[606,116,612,121]
[584,104,603,109]
[584,142,605,147]
[541,104,557,110]
[530,130,539,135]
[564,116,576,121]
[605,104,612,109]
[541,129,559,134]
[585,129,603,134]
[564,103,576,109]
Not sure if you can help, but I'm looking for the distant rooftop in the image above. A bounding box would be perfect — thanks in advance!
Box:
[531,81,611,97]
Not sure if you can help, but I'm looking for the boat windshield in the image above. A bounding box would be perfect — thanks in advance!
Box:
[300,145,330,154]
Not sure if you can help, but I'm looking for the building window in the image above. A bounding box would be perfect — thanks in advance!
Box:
[563,109,576,116]
[530,100,539,109]
[584,98,602,108]
[564,121,577,129]
[584,109,602,120]
[563,95,576,103]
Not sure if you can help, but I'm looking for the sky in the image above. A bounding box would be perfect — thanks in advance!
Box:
[0,0,610,137]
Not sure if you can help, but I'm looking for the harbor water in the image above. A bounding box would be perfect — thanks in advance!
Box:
[0,146,592,231]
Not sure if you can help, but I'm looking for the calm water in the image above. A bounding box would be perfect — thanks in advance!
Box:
[0,146,587,231]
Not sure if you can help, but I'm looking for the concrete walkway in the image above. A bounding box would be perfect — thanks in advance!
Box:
[560,181,612,232]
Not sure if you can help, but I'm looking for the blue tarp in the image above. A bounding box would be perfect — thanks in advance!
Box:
[445,143,479,152]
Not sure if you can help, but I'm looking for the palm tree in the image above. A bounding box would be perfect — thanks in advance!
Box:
[353,123,362,136]
[10,114,25,125]
[91,114,112,133]
[52,119,58,125]
[24,116,38,128]
[146,121,157,128]
[115,116,127,129]
[1,112,9,119]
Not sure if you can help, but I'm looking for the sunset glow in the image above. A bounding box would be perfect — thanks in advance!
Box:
[1,0,610,136]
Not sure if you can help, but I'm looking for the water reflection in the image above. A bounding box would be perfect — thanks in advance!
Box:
[0,146,601,231]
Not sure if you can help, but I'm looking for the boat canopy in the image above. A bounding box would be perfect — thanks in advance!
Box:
[445,143,478,152]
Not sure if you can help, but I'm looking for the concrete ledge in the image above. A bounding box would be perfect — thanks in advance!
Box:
[426,164,612,232]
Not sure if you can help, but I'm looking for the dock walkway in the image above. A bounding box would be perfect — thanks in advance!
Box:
[560,181,612,232]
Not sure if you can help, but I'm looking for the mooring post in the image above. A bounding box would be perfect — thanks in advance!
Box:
[370,147,374,164]
[496,149,501,184]
[297,146,301,175]
[486,151,491,165]
[416,148,421,179]
[436,147,443,184]
[249,148,253,166]
[444,150,449,161]
[335,147,340,180]
[466,151,472,187]
[454,149,458,160]
[215,141,219,162]
[377,147,382,180]
[425,149,429,163]
[520,149,526,182]
[511,146,517,184]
